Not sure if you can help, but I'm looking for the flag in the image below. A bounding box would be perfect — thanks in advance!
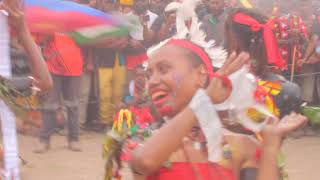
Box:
[25,0,130,44]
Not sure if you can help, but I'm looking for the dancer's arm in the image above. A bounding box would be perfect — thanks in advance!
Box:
[257,113,307,180]
[1,0,53,91]
[17,25,53,91]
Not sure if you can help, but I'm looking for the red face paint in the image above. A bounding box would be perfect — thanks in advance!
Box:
[157,105,174,117]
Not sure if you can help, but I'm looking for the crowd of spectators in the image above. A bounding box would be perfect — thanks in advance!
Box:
[9,0,320,152]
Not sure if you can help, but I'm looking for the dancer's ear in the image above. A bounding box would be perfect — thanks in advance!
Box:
[196,64,208,88]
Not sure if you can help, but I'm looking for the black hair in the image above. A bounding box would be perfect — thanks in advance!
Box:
[225,8,269,77]
[165,42,211,87]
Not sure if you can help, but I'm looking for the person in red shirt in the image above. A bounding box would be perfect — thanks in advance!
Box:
[34,33,84,153]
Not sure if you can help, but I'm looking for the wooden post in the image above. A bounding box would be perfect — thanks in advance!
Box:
[290,46,297,82]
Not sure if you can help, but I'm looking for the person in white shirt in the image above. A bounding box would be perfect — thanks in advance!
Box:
[133,0,159,46]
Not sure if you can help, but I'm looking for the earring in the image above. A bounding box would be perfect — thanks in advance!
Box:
[200,66,207,75]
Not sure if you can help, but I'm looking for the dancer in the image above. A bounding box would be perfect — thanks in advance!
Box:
[130,35,305,180]
[225,8,302,117]
[221,8,304,180]
[103,2,307,180]
[129,7,306,180]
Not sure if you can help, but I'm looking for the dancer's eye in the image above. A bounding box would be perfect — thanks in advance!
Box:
[157,63,170,75]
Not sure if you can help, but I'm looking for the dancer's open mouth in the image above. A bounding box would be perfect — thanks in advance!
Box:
[151,90,170,107]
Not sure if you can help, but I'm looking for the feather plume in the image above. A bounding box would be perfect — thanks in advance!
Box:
[175,0,198,37]
[148,0,227,68]
[188,14,227,68]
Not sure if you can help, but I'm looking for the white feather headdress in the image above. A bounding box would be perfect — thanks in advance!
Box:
[147,0,227,68]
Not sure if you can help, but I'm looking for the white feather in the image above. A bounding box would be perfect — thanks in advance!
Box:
[175,17,189,39]
[147,38,171,57]
[147,0,227,68]
[176,0,199,21]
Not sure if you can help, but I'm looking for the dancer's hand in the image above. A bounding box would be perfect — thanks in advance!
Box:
[218,52,250,75]
[261,112,307,149]
[0,0,26,33]
[206,52,250,103]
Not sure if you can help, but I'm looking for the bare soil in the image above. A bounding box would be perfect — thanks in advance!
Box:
[18,133,320,180]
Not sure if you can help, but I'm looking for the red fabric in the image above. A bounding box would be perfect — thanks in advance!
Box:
[44,34,83,76]
[211,73,232,92]
[233,13,286,69]
[147,162,235,180]
[126,53,148,70]
[167,39,214,78]
[129,106,155,127]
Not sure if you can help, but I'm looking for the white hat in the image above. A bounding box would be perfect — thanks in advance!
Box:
[164,2,181,13]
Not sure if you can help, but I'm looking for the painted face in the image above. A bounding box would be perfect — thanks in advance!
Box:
[146,45,205,117]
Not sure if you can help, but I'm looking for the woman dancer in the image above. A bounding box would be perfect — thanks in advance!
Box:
[130,34,305,180]
[215,8,304,180]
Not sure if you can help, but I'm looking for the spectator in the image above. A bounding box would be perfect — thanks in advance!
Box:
[78,0,97,130]
[91,0,128,129]
[134,0,158,46]
[34,33,83,153]
[134,0,158,28]
[200,0,229,46]
[119,0,149,103]
[300,8,320,104]
[78,48,95,128]
[119,0,144,41]
[151,2,180,43]
[149,0,167,15]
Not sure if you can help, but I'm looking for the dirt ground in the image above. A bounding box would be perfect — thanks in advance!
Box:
[18,132,320,180]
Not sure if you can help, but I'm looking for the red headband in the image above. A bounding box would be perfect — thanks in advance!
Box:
[167,39,214,78]
[166,39,232,91]
[233,12,286,69]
